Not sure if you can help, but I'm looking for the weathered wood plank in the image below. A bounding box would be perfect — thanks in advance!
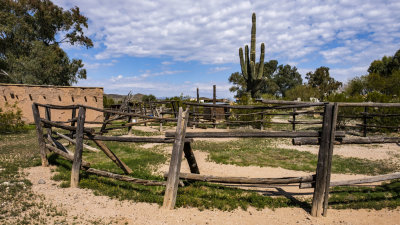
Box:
[166,131,345,138]
[311,104,333,217]
[40,118,94,133]
[71,107,86,188]
[88,136,132,174]
[322,103,338,216]
[183,142,200,174]
[163,107,189,209]
[292,136,400,145]
[300,172,400,189]
[83,168,166,186]
[84,135,193,143]
[164,172,315,184]
[32,103,48,166]
[45,144,90,168]
[55,132,100,152]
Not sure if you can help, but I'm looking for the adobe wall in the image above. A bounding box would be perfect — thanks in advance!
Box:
[0,84,104,124]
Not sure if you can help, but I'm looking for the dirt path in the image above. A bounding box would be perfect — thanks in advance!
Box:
[26,166,400,225]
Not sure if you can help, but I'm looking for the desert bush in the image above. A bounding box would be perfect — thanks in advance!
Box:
[0,103,26,133]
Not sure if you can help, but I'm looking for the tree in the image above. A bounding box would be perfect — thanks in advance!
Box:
[285,85,318,101]
[346,49,400,97]
[273,64,302,97]
[0,0,93,85]
[306,66,342,100]
[142,94,156,102]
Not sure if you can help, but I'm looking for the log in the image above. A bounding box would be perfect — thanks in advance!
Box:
[87,136,132,174]
[47,135,72,155]
[293,136,400,145]
[71,107,86,188]
[32,104,48,166]
[84,135,193,143]
[103,119,157,131]
[164,172,315,185]
[300,172,400,188]
[83,168,166,186]
[40,118,94,134]
[55,132,100,152]
[183,142,200,174]
[45,144,91,168]
[165,131,345,138]
[163,108,189,209]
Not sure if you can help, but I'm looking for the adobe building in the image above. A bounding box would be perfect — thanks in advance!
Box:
[0,83,104,124]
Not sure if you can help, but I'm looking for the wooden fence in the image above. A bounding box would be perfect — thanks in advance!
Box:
[32,100,400,217]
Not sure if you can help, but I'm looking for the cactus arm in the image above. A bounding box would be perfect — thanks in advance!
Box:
[257,43,265,79]
[239,47,248,80]
[250,61,256,80]
[245,45,251,79]
[250,13,256,63]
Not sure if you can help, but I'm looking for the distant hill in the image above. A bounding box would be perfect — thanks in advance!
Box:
[105,93,144,102]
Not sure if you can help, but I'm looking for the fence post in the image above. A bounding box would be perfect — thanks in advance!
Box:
[311,103,337,217]
[100,112,110,134]
[260,112,264,130]
[70,106,86,188]
[213,85,217,129]
[292,108,297,131]
[70,107,77,137]
[363,106,368,137]
[163,107,189,209]
[32,103,48,167]
[127,106,133,135]
[322,102,339,216]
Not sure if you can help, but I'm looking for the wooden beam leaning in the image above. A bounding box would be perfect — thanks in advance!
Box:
[311,103,336,217]
[32,103,48,166]
[71,106,86,188]
[45,144,90,168]
[163,107,190,209]
[183,142,200,174]
[87,135,132,174]
[55,132,100,153]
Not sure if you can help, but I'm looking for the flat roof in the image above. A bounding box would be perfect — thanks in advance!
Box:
[0,83,103,89]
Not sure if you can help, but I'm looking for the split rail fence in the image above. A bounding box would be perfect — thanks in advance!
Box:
[33,100,400,217]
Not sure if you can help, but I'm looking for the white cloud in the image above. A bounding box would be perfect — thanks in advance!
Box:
[57,0,400,96]
[54,0,400,65]
[208,66,231,73]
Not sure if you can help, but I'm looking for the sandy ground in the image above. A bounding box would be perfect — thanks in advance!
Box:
[26,166,400,225]
[23,126,400,224]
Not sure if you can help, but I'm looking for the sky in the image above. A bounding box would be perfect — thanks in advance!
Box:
[54,0,400,100]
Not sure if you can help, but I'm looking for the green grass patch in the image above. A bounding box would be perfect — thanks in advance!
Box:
[193,138,397,175]
[329,179,400,210]
[49,141,305,211]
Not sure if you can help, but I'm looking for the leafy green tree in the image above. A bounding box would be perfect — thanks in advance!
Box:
[346,49,400,97]
[305,66,342,100]
[0,0,93,85]
[273,64,302,97]
[285,85,318,101]
[142,94,157,102]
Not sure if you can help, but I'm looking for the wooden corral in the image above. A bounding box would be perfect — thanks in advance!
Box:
[33,99,400,217]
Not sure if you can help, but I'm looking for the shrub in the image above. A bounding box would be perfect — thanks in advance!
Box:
[0,103,26,133]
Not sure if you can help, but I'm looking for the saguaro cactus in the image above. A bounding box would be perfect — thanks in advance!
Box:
[239,13,265,98]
